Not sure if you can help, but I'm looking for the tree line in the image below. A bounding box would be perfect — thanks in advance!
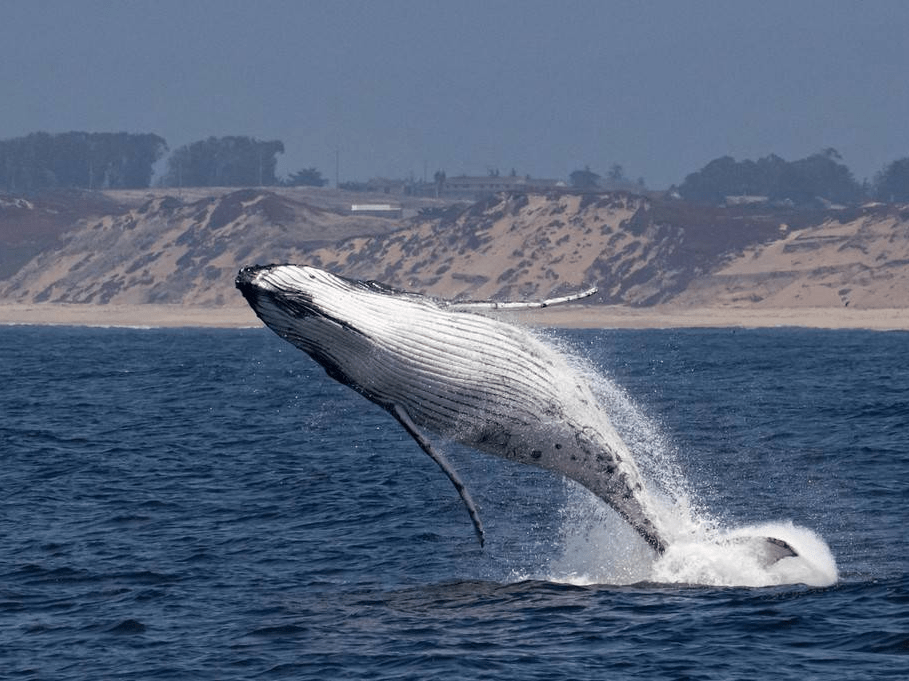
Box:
[0,132,326,193]
[676,148,863,205]
[160,136,286,188]
[2,130,909,203]
[0,132,168,192]
[574,149,909,205]
[673,148,909,205]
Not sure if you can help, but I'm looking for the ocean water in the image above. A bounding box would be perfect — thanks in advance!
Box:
[1,324,906,679]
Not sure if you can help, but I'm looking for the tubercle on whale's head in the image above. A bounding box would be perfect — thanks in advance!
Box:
[236,264,309,296]
[236,264,356,295]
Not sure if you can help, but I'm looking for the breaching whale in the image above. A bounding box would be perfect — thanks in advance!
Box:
[236,264,797,565]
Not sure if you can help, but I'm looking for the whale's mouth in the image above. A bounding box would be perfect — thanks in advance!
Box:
[235,265,263,305]
[235,265,263,290]
[235,264,283,300]
[235,264,279,304]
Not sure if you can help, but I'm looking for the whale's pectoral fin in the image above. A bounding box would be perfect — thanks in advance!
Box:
[446,286,598,312]
[391,405,486,547]
[729,536,799,567]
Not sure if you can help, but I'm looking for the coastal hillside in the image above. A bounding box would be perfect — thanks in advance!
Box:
[670,205,909,309]
[1,188,907,311]
[0,188,400,307]
[306,192,787,303]
[0,190,124,280]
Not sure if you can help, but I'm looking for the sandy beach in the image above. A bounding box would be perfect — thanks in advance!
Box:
[507,304,909,330]
[1,302,906,331]
[0,303,261,329]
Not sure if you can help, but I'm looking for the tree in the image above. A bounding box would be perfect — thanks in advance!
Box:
[569,165,600,189]
[160,136,284,187]
[284,167,327,187]
[433,169,446,197]
[0,131,167,192]
[607,164,626,184]
[678,156,742,203]
[873,158,909,202]
[782,149,863,205]
[679,150,863,206]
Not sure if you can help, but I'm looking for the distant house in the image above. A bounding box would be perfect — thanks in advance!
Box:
[439,175,564,200]
[344,174,566,201]
[350,203,403,218]
[363,177,410,195]
[724,195,769,206]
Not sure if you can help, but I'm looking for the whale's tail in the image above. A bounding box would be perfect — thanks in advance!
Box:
[725,535,798,567]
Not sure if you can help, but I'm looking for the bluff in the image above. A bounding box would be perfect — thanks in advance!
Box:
[306,192,788,303]
[1,188,907,311]
[0,188,398,306]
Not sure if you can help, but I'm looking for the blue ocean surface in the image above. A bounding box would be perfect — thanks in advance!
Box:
[1,324,906,679]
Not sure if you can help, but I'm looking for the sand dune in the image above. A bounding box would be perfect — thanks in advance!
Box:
[1,188,907,329]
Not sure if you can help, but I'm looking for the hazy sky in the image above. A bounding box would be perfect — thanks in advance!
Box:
[3,0,907,188]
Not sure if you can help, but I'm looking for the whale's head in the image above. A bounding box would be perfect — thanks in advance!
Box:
[236,264,421,377]
[237,264,340,318]
[238,263,450,399]
[236,264,375,338]
[236,264,380,385]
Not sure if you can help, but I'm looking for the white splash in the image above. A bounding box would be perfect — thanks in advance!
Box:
[536,332,838,588]
[541,482,838,588]
[651,521,838,587]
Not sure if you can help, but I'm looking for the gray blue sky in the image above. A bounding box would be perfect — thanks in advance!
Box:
[2,0,907,188]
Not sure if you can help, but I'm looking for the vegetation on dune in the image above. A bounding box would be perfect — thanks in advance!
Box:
[2,130,909,207]
[678,149,864,206]
[159,136,285,188]
[0,132,167,192]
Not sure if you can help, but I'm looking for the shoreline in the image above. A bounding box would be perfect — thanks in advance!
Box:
[0,303,261,329]
[506,304,909,331]
[0,302,907,331]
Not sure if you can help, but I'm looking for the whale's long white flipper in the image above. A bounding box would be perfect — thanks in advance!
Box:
[392,405,485,546]
[446,286,598,311]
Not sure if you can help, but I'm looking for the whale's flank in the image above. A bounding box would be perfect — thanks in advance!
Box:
[237,264,797,565]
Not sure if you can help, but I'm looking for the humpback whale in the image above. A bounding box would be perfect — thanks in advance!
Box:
[236,264,797,565]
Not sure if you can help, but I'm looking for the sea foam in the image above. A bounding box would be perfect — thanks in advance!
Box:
[536,332,838,588]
